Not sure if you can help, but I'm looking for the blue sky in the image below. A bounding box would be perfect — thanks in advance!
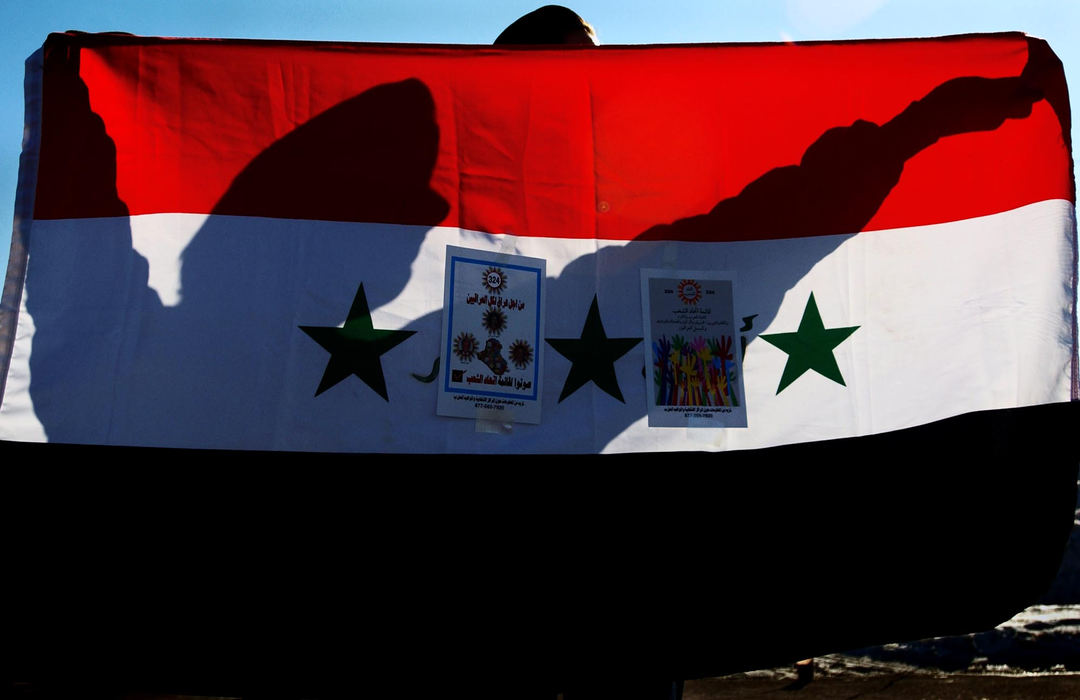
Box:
[2,0,1078,277]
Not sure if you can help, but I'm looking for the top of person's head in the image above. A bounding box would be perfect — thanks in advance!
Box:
[494,5,598,46]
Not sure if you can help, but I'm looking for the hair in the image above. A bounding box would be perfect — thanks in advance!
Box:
[494,5,598,45]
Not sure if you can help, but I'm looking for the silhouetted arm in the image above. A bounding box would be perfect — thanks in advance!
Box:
[640,52,1045,242]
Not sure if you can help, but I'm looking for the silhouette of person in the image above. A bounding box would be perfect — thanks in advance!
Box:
[494,9,684,700]
[495,5,598,46]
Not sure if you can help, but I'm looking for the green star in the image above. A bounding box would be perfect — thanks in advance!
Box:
[760,293,859,394]
[546,295,642,403]
[300,283,415,400]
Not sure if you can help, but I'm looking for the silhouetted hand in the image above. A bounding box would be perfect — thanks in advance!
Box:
[886,41,1051,156]
[913,76,1039,137]
[883,77,1041,163]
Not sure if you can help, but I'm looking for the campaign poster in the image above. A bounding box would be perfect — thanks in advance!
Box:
[438,246,546,424]
[641,270,747,428]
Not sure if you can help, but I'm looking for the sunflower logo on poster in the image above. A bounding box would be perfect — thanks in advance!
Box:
[438,246,546,424]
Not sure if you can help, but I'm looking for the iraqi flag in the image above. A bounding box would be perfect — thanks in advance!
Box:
[4,31,1075,453]
[0,31,1074,453]
[2,31,1079,691]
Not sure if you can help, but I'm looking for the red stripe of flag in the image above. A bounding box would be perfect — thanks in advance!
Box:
[34,33,1072,242]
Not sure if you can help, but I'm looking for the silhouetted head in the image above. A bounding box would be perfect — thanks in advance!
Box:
[494,5,598,45]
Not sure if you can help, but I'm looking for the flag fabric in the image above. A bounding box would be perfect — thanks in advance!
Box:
[0,31,1075,454]
[3,31,1079,692]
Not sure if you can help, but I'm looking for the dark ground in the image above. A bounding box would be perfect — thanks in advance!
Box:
[10,677,1080,700]
[684,673,1080,699]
